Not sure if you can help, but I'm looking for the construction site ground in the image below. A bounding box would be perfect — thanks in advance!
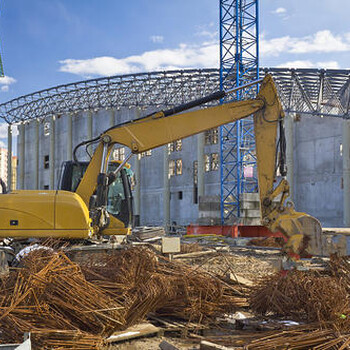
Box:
[0,233,344,350]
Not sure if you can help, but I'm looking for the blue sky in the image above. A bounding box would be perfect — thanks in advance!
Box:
[0,0,349,143]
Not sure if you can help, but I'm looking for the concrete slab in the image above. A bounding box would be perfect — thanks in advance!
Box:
[162,237,181,253]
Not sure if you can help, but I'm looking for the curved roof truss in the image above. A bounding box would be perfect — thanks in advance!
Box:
[0,67,349,124]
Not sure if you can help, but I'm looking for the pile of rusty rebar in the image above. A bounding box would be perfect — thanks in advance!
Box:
[250,260,350,331]
[246,256,350,349]
[0,246,247,348]
[79,247,247,326]
[244,325,350,349]
[0,250,124,348]
[250,270,350,328]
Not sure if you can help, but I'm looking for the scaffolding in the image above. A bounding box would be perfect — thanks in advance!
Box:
[219,0,259,223]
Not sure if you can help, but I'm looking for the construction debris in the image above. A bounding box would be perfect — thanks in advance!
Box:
[106,323,162,343]
[132,226,166,241]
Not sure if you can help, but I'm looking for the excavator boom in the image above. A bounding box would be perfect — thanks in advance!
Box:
[75,74,323,256]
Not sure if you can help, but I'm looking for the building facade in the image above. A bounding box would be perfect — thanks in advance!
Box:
[16,108,346,228]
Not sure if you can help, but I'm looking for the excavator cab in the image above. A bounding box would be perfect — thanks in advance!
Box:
[58,160,134,228]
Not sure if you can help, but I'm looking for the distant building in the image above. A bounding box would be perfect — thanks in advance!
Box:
[0,148,17,190]
[11,156,17,190]
[0,148,8,185]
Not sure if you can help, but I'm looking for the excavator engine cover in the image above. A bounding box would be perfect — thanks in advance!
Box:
[0,190,93,238]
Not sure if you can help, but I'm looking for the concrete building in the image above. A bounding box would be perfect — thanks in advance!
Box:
[1,68,350,228]
[12,108,347,228]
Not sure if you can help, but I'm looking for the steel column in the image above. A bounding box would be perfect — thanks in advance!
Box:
[7,124,12,191]
[49,117,55,189]
[343,119,350,226]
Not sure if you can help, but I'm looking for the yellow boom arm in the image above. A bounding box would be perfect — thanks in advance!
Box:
[76,75,323,255]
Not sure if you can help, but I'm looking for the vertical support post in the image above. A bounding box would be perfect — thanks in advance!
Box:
[34,120,39,189]
[49,117,55,190]
[285,114,294,201]
[7,124,12,191]
[67,113,73,161]
[163,146,170,228]
[197,133,205,198]
[109,109,115,127]
[134,155,141,225]
[133,108,141,225]
[19,123,25,190]
[87,111,93,156]
[343,119,350,226]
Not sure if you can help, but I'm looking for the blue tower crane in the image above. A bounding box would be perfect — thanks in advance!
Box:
[219,0,259,223]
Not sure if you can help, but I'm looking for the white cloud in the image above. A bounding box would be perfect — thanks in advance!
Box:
[273,7,287,15]
[59,42,219,77]
[59,29,349,78]
[150,35,164,44]
[0,123,8,138]
[277,60,340,69]
[0,123,18,139]
[261,30,350,56]
[0,76,16,93]
[195,23,217,40]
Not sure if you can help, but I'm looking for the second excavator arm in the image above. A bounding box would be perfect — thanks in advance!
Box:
[74,74,324,256]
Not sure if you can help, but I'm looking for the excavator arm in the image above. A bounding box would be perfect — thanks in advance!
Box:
[75,75,324,256]
[254,76,324,256]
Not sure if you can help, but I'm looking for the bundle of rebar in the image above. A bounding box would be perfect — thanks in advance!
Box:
[250,269,350,330]
[31,330,105,350]
[80,246,247,326]
[0,249,125,346]
[244,325,350,350]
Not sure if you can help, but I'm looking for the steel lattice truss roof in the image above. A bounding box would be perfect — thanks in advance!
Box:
[0,67,349,124]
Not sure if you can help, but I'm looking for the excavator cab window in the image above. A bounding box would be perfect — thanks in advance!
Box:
[58,161,133,226]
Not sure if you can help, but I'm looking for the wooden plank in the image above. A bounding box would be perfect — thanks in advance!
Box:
[106,322,161,343]
[173,250,216,259]
[200,340,236,350]
[230,273,254,287]
[323,227,350,235]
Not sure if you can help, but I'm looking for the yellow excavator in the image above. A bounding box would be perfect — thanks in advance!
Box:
[0,75,324,256]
